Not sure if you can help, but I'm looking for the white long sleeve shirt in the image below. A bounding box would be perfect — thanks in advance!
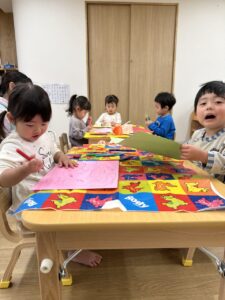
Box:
[0,131,60,211]
[95,112,122,126]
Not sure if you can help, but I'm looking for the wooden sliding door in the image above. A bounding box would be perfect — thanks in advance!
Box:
[87,4,130,121]
[129,4,176,123]
[87,3,177,125]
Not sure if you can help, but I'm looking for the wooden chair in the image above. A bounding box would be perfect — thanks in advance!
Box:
[182,248,196,267]
[0,187,72,288]
[59,133,70,154]
[0,187,35,288]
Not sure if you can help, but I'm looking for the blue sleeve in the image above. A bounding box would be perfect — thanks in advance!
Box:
[148,116,175,139]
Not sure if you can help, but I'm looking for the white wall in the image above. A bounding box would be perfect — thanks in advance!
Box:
[12,0,87,135]
[11,0,225,142]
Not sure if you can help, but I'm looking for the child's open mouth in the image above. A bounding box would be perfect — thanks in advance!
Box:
[205,114,216,120]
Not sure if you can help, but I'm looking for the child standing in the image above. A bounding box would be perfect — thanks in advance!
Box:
[66,95,92,146]
[181,81,225,182]
[145,92,176,140]
[95,95,122,126]
[0,70,32,141]
[0,83,102,267]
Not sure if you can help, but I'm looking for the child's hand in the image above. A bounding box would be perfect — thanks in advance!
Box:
[57,153,78,168]
[87,116,92,126]
[111,121,116,126]
[180,144,208,163]
[26,157,43,173]
[145,120,153,126]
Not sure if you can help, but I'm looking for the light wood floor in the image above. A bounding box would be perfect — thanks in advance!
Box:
[0,230,223,300]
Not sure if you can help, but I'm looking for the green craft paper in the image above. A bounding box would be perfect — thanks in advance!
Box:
[120,132,181,159]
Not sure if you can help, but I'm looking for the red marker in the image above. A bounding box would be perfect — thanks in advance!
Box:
[16,148,32,161]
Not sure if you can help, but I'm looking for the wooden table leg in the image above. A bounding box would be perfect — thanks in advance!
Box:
[219,248,225,300]
[36,232,61,300]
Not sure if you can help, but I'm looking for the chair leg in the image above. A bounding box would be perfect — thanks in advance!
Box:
[59,251,73,286]
[219,248,225,300]
[0,242,35,288]
[182,247,196,267]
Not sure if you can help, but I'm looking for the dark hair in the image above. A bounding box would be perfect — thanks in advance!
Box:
[105,95,119,106]
[0,70,32,96]
[0,110,7,141]
[66,94,91,116]
[0,83,51,141]
[154,92,176,110]
[8,83,52,122]
[194,81,225,112]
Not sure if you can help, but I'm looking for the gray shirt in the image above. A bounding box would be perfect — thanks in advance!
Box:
[69,115,88,146]
[188,127,225,182]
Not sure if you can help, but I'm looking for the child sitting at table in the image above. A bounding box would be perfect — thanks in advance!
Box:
[0,83,102,267]
[66,94,92,146]
[181,80,225,182]
[0,70,32,141]
[95,94,122,126]
[145,92,176,140]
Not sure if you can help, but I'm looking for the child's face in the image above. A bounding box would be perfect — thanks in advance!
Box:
[196,93,225,132]
[74,107,87,120]
[106,102,117,115]
[155,102,169,116]
[15,114,49,142]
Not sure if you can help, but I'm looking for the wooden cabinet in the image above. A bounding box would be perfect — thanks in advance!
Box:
[0,9,17,69]
[190,112,202,136]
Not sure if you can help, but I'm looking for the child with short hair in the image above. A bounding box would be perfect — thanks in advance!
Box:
[95,94,122,126]
[145,92,176,140]
[181,81,225,182]
[66,95,92,146]
[0,70,32,140]
[0,83,102,267]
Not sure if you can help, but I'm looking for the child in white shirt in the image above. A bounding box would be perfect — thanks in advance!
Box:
[95,95,122,126]
[0,83,102,267]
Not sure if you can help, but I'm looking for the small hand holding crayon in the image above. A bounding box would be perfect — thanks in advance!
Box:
[26,158,43,173]
[16,148,43,173]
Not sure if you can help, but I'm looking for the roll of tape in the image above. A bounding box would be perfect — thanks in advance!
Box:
[40,258,53,274]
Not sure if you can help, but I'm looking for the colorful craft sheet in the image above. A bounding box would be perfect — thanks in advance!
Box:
[14,146,225,215]
[33,161,119,190]
[120,132,181,159]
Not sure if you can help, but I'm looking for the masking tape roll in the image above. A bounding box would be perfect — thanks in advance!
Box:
[40,258,53,274]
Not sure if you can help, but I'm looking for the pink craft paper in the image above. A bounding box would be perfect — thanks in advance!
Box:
[33,160,119,190]
[90,127,112,135]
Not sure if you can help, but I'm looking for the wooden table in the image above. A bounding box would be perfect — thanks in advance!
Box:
[22,172,225,300]
[84,131,129,144]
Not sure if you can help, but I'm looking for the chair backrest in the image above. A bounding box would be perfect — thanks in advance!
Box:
[59,133,70,154]
[0,187,22,243]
